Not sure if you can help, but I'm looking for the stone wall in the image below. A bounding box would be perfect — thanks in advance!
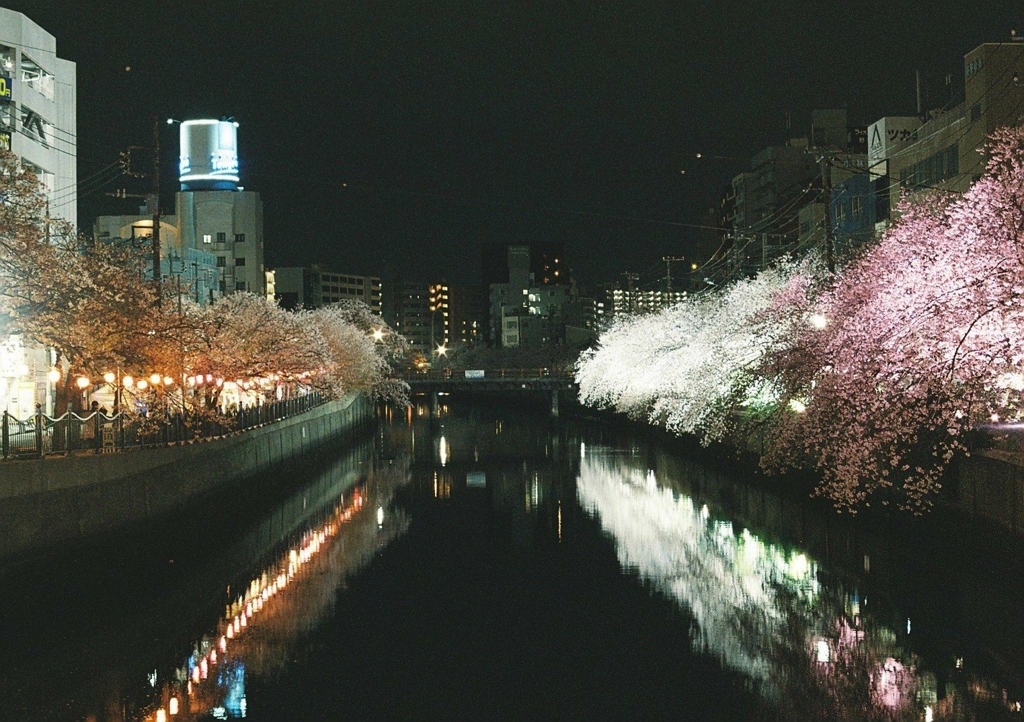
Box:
[0,394,373,560]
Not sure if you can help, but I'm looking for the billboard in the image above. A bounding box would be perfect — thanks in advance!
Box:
[0,75,11,102]
[867,117,922,163]
[178,119,239,190]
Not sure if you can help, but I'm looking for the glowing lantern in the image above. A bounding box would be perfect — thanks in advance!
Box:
[47,368,61,383]
[150,374,161,385]
[122,375,134,388]
[103,371,116,384]
[137,379,149,390]
[169,697,179,715]
[76,376,90,389]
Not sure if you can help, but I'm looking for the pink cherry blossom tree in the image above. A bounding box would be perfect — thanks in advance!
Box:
[759,125,1024,512]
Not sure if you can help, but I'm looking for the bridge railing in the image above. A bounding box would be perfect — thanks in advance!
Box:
[405,367,574,381]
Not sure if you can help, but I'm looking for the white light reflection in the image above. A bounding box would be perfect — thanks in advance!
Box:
[576,449,819,694]
[439,436,449,466]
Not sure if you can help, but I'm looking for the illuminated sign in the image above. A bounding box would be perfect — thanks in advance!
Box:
[0,75,10,102]
[179,119,240,189]
[0,130,10,151]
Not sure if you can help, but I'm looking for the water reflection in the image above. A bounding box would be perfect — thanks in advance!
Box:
[129,461,410,721]
[576,444,1022,721]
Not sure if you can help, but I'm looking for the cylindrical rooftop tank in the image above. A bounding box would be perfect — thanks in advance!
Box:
[178,119,240,191]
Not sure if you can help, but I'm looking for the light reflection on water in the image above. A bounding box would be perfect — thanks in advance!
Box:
[576,444,1019,721]
[110,455,411,722]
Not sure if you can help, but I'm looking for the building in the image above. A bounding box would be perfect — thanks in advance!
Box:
[381,279,432,355]
[880,43,1024,214]
[0,8,75,418]
[723,110,868,278]
[447,282,484,346]
[93,118,266,303]
[0,7,76,227]
[272,266,381,313]
[487,245,573,347]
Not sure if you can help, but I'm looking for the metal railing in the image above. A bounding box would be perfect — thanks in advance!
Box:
[406,367,573,380]
[1,391,327,460]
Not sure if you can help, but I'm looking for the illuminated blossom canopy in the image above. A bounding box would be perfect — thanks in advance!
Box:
[575,258,821,443]
[0,149,406,413]
[578,126,1024,514]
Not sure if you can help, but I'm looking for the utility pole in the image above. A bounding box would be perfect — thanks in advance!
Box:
[819,155,835,273]
[662,256,685,294]
[151,117,161,304]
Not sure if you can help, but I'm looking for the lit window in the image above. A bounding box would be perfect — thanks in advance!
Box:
[203,234,212,244]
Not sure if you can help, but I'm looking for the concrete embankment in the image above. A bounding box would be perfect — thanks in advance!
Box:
[0,394,373,561]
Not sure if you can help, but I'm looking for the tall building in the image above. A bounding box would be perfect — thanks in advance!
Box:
[381,279,432,355]
[93,118,265,303]
[447,282,484,346]
[488,245,571,347]
[0,8,75,418]
[0,7,76,227]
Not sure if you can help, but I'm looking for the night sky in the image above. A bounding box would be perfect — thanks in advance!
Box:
[5,1,1022,286]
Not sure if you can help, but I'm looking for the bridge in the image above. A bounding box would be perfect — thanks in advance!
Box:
[402,368,576,414]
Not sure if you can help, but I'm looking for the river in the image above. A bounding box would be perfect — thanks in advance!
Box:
[0,396,1021,721]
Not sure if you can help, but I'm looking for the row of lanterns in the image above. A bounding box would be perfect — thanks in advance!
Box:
[50,369,317,392]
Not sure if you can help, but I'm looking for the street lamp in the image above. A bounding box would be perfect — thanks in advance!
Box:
[372,328,385,343]
[76,375,90,410]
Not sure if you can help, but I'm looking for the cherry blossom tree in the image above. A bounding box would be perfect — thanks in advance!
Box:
[575,258,822,443]
[1,150,406,418]
[759,126,1024,512]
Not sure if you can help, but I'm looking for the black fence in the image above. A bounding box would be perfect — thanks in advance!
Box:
[2,391,327,460]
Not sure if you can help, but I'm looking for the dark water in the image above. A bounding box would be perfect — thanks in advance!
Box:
[1,397,1022,721]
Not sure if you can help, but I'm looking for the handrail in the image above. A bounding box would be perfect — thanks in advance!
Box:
[1,391,329,460]
[404,367,574,380]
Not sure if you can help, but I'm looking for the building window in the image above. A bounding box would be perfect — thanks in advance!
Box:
[216,232,226,242]
[852,195,863,217]
[219,280,226,293]
[236,282,247,292]
[0,45,14,75]
[20,54,54,100]
[216,256,226,267]
[202,234,212,244]
[234,233,245,242]
[970,103,982,123]
[235,257,246,266]
[20,108,51,147]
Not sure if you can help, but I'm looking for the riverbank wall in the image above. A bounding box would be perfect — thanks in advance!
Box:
[0,393,373,561]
